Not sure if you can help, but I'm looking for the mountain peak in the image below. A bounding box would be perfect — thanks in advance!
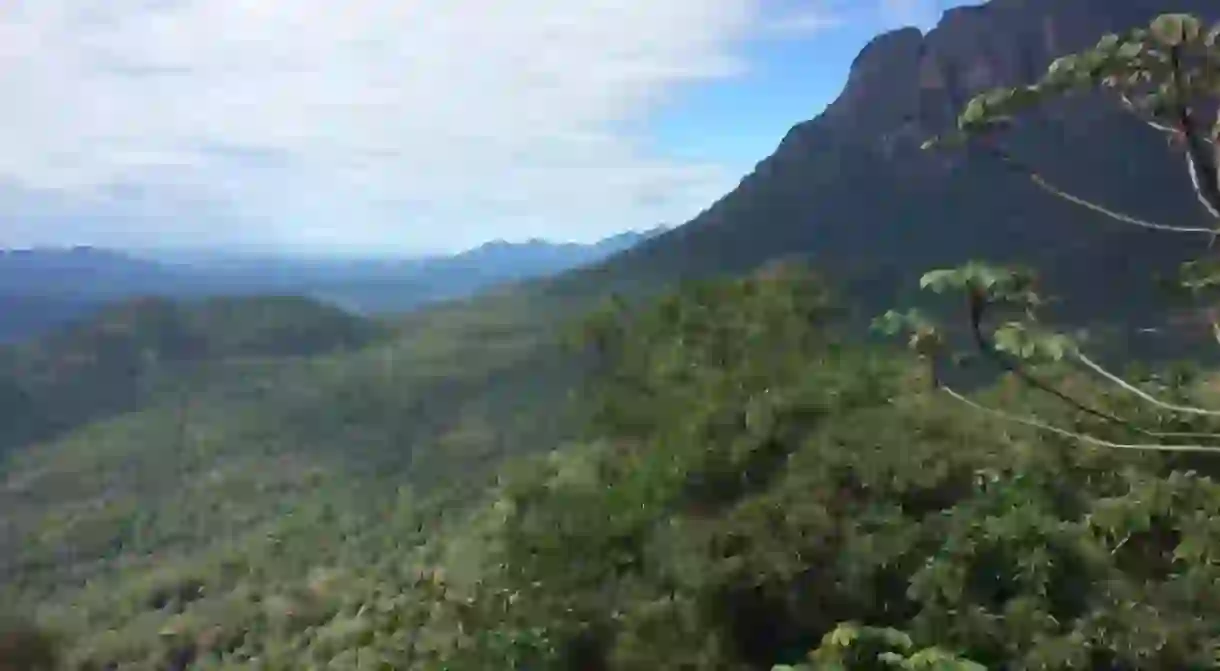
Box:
[561,0,1216,322]
[803,0,1215,158]
[849,26,924,73]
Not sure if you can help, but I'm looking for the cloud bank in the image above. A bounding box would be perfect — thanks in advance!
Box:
[0,0,853,253]
[877,0,965,30]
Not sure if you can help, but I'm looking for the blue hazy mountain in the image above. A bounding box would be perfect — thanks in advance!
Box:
[0,227,667,342]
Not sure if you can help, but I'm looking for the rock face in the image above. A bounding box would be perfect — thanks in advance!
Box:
[564,0,1218,339]
[823,0,1213,141]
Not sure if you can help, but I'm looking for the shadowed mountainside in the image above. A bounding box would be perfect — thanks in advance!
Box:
[554,0,1217,347]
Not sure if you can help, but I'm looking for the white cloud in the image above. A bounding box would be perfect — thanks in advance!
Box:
[877,0,948,30]
[0,0,843,253]
[758,8,843,36]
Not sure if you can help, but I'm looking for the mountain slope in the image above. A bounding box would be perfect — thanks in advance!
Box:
[0,282,583,670]
[555,0,1217,338]
[0,247,190,298]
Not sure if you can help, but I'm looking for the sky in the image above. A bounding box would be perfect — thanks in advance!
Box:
[0,0,972,256]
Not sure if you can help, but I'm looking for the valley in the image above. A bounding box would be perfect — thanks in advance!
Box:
[3,1,1220,669]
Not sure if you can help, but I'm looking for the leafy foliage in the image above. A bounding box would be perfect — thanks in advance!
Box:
[928,13,1220,161]
[0,288,582,669]
[774,623,983,671]
[382,264,1220,670]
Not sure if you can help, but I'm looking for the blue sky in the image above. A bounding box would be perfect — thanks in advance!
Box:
[0,0,973,256]
[648,0,968,176]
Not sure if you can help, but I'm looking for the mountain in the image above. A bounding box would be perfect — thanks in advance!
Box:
[0,228,665,342]
[556,0,1217,344]
[0,294,113,346]
[0,247,202,345]
[319,226,669,313]
[0,247,192,299]
[452,226,669,277]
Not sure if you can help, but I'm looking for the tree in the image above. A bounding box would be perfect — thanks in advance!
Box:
[875,13,1220,453]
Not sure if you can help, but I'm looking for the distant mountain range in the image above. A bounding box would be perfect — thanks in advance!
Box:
[0,226,666,342]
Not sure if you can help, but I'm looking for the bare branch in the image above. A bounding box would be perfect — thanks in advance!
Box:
[1073,351,1220,417]
[1118,92,1180,135]
[967,299,1220,440]
[1170,45,1220,221]
[969,296,1164,433]
[940,385,1220,453]
[979,145,1218,235]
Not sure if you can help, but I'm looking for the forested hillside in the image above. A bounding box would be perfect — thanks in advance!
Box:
[0,295,386,456]
[0,288,579,669]
[3,3,1220,670]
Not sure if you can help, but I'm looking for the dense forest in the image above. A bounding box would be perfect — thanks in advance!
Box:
[4,7,1220,671]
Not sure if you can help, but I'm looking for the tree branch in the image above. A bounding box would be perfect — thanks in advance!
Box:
[978,144,1217,235]
[1118,92,1181,135]
[969,294,1151,430]
[967,296,1220,440]
[1072,350,1220,418]
[1170,45,1220,221]
[940,385,1220,453]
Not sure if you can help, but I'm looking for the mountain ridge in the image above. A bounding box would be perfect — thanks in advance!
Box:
[0,227,667,342]
[554,0,1216,342]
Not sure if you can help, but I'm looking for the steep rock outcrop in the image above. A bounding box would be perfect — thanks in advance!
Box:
[563,0,1218,340]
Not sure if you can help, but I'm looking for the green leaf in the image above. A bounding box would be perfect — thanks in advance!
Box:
[877,651,907,666]
[1006,86,1043,111]
[871,309,934,336]
[919,268,967,293]
[1178,258,1220,292]
[1047,55,1079,79]
[1116,40,1145,61]
[959,97,989,128]
[826,623,861,649]
[991,322,1075,362]
[872,627,915,650]
[1150,13,1202,47]
[1172,535,1208,563]
[871,311,904,336]
[1096,33,1122,52]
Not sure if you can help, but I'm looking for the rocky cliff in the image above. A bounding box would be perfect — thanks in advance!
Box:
[560,0,1218,340]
